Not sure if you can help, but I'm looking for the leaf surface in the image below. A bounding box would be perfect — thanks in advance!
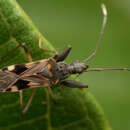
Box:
[0,0,111,130]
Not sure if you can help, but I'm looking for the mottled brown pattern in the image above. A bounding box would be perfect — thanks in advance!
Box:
[0,71,20,92]
[0,59,52,92]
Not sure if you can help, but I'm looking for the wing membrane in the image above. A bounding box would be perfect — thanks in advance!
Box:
[2,59,48,76]
[0,71,19,91]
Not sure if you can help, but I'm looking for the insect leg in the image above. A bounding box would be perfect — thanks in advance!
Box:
[0,44,22,62]
[22,89,36,114]
[39,35,72,62]
[39,35,57,53]
[20,43,37,114]
[84,4,107,63]
[18,43,33,108]
[0,42,32,108]
[21,43,33,62]
[60,80,88,88]
[48,87,57,104]
[54,45,72,62]
[19,90,23,108]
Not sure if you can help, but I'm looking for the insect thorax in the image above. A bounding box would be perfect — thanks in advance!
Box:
[54,61,87,80]
[55,62,70,80]
[38,59,88,81]
[38,60,70,80]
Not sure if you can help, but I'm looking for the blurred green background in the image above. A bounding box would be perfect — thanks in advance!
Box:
[18,0,130,130]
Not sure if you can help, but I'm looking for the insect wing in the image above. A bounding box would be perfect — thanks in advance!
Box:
[21,74,52,88]
[0,58,58,92]
[2,59,48,76]
[0,70,19,92]
[20,59,48,76]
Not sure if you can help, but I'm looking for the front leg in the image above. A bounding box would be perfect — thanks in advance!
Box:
[60,80,88,88]
[54,45,72,62]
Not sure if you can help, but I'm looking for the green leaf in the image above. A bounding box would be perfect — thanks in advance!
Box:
[0,0,111,130]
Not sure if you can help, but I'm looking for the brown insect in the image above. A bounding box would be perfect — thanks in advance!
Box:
[0,4,129,114]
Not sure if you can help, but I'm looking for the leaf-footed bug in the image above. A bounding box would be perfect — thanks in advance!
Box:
[0,4,130,114]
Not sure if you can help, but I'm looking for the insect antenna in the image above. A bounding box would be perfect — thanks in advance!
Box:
[83,3,107,63]
[83,4,130,72]
[73,4,107,79]
[86,68,130,72]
